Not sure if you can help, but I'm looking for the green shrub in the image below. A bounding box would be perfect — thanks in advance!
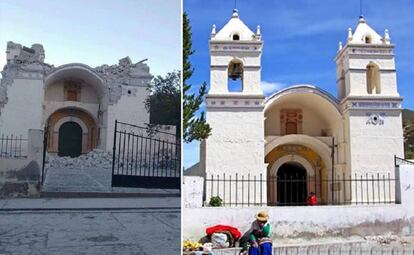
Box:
[209,196,223,207]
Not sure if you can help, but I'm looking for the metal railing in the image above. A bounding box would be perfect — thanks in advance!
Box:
[0,134,28,158]
[112,120,181,189]
[205,173,397,207]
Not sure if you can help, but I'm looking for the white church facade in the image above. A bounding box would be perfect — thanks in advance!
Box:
[200,10,404,206]
[0,42,152,158]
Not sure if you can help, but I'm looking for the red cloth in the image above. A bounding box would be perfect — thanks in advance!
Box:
[206,225,242,240]
[307,195,317,205]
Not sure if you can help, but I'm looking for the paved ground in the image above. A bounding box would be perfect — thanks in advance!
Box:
[0,197,180,210]
[42,167,179,196]
[0,198,180,255]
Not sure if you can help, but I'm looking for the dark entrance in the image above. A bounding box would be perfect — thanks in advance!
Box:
[277,162,307,205]
[58,121,82,157]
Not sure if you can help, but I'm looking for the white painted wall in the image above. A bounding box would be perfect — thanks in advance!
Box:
[0,78,44,136]
[106,85,149,151]
[206,109,265,177]
[183,176,204,208]
[346,110,404,176]
[205,107,266,205]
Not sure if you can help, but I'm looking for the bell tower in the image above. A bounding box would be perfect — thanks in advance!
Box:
[208,9,263,95]
[335,16,404,178]
[203,9,267,203]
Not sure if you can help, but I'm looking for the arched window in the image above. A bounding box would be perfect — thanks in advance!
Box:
[366,62,381,94]
[365,35,372,44]
[228,60,243,92]
[232,34,240,40]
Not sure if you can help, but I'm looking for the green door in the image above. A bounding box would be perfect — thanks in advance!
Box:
[58,121,82,157]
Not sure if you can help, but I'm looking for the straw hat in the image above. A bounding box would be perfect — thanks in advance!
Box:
[256,211,269,221]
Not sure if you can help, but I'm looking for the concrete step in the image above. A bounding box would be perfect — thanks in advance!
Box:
[41,190,180,198]
[42,166,180,197]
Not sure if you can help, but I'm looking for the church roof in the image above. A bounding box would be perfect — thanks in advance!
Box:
[212,9,258,41]
[347,16,388,45]
[265,84,341,113]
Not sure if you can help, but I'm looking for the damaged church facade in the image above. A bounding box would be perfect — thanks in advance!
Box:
[0,41,152,158]
[195,10,405,206]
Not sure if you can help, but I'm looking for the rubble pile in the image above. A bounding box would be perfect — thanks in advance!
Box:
[365,233,404,245]
[46,149,113,170]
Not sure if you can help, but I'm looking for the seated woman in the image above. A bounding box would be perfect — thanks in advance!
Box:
[239,211,272,255]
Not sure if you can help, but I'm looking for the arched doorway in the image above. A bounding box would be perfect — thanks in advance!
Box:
[58,121,82,157]
[46,108,98,155]
[277,162,307,205]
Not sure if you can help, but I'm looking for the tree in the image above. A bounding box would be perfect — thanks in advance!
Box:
[145,70,181,137]
[183,12,211,143]
[404,120,414,158]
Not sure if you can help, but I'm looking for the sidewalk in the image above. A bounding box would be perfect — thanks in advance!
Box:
[0,197,180,211]
[0,202,180,255]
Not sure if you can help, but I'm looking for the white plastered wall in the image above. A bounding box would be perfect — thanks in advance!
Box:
[105,85,149,151]
[0,78,44,136]
[346,109,404,176]
[205,108,266,205]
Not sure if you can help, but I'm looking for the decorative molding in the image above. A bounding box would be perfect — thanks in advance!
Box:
[345,100,401,111]
[210,42,262,53]
[206,97,264,110]
[366,112,385,125]
[349,48,394,56]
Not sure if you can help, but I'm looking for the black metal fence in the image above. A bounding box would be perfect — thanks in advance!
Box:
[205,173,397,207]
[112,120,181,189]
[0,134,27,158]
[41,126,49,185]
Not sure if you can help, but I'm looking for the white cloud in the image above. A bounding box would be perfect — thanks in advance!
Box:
[261,81,286,95]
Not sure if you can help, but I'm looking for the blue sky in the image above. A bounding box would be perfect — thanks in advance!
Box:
[0,0,181,76]
[184,0,414,168]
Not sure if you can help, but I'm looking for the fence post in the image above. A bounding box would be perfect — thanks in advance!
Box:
[26,129,44,184]
[111,120,118,187]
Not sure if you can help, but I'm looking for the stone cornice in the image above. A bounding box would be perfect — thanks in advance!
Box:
[335,43,395,62]
[209,41,263,53]
[206,95,265,110]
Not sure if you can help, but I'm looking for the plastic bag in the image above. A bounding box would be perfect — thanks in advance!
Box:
[211,233,229,248]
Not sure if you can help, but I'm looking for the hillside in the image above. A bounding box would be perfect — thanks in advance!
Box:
[403,109,414,123]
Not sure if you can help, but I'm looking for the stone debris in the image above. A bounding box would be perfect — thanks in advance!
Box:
[46,149,113,170]
[364,233,399,245]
